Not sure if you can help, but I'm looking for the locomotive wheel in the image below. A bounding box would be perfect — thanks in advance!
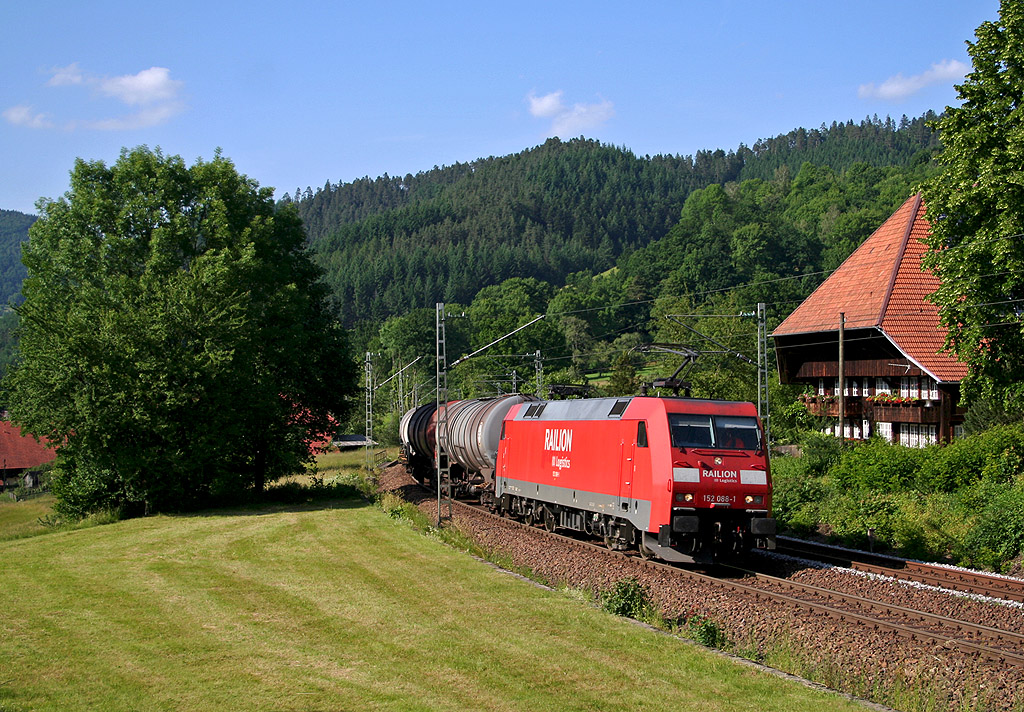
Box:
[542,507,556,532]
[603,535,616,550]
[524,508,537,527]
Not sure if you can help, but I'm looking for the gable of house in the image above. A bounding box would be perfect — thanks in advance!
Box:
[773,193,966,383]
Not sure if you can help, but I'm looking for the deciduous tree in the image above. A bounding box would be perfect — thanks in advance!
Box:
[923,0,1024,407]
[4,147,357,516]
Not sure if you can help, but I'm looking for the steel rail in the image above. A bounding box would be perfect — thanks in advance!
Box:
[719,564,1024,651]
[447,497,1024,668]
[776,538,1024,603]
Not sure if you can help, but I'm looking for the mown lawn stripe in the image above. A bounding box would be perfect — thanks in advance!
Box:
[1,497,867,712]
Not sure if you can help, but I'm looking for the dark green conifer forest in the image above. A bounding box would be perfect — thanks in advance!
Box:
[287,113,939,330]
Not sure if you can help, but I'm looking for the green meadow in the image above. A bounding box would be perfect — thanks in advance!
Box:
[0,491,867,712]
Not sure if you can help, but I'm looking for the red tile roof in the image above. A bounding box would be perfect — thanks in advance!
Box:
[0,421,56,470]
[772,194,968,383]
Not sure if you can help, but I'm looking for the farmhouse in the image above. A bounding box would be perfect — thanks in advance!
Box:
[772,193,967,446]
[0,420,56,489]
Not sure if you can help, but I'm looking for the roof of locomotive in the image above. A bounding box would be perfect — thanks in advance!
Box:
[507,396,757,422]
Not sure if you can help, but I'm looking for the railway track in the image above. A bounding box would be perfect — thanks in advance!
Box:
[445,494,1024,668]
[775,536,1024,603]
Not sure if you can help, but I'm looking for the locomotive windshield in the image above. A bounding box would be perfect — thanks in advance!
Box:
[714,416,762,450]
[669,414,714,448]
[669,413,761,450]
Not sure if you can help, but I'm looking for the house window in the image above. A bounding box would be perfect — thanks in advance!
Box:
[834,378,841,396]
[876,422,893,443]
[900,377,910,398]
[924,425,937,446]
[875,378,890,394]
[925,378,939,400]
[909,378,920,399]
[862,419,870,438]
[863,378,870,396]
[954,424,965,440]
[910,424,921,448]
[851,378,859,396]
[818,378,825,396]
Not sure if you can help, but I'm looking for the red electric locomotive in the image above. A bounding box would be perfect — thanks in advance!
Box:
[494,396,775,563]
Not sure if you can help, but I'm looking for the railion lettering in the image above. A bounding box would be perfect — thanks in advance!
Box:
[544,428,573,452]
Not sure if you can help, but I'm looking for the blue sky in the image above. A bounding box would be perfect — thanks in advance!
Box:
[1,1,999,215]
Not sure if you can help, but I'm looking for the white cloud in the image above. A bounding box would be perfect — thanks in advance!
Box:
[3,104,52,129]
[526,90,614,136]
[99,67,183,106]
[77,102,186,131]
[528,90,565,118]
[858,59,969,101]
[552,99,615,135]
[47,62,84,86]
[6,64,185,132]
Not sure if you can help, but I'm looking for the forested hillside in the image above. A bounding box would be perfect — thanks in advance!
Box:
[0,208,34,306]
[290,113,940,326]
[360,157,939,426]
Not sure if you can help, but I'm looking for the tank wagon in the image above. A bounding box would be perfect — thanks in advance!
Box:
[400,395,775,563]
[399,395,535,496]
[398,402,439,484]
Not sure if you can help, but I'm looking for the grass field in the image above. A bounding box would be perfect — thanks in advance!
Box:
[0,491,869,712]
[0,493,56,540]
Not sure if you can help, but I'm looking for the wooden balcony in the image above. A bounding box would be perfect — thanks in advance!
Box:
[802,397,862,418]
[870,402,941,424]
[800,396,947,423]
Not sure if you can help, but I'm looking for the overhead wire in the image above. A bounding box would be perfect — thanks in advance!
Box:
[378,228,1023,381]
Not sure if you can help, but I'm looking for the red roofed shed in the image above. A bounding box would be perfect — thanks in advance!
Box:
[1,421,56,488]
[773,194,966,445]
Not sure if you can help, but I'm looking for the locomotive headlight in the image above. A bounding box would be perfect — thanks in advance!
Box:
[744,495,764,505]
[675,493,694,503]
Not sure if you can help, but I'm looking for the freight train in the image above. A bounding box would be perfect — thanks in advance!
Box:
[399,395,775,563]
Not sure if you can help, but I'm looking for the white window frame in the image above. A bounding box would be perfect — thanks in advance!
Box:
[876,421,893,443]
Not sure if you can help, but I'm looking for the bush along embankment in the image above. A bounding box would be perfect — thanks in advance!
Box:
[771,424,1024,573]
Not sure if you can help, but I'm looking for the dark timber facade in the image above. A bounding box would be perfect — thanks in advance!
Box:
[772,194,967,446]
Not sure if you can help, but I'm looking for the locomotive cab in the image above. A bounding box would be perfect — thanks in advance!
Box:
[647,408,776,563]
